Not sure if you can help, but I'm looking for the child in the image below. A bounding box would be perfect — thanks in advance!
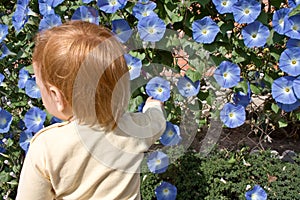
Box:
[17,20,166,200]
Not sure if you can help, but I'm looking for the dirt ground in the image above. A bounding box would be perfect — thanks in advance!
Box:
[190,122,300,154]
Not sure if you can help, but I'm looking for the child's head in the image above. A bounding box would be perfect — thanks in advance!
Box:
[33,20,130,131]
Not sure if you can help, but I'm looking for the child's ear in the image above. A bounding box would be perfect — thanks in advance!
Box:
[48,86,66,112]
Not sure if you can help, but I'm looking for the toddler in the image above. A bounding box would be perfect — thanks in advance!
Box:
[17,20,166,200]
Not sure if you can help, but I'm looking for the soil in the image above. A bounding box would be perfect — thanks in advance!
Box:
[190,122,300,154]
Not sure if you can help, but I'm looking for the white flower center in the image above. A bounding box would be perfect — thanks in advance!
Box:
[0,118,7,125]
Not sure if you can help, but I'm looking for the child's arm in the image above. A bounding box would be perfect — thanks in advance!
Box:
[16,138,55,200]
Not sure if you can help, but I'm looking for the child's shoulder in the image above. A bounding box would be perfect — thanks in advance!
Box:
[30,121,74,144]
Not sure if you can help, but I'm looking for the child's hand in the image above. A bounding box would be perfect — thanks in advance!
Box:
[145,97,163,106]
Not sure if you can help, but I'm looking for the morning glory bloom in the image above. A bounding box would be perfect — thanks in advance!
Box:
[279,47,300,76]
[272,8,291,35]
[293,76,300,98]
[220,103,246,128]
[12,0,31,32]
[277,101,300,112]
[147,151,169,174]
[177,76,200,97]
[233,83,251,108]
[0,108,13,133]
[25,78,41,99]
[245,185,267,200]
[232,0,261,24]
[0,73,4,84]
[155,181,177,200]
[97,0,127,14]
[132,1,157,20]
[38,0,64,16]
[192,16,220,44]
[160,122,182,146]
[50,116,63,124]
[286,38,300,48]
[124,54,142,80]
[146,77,170,102]
[285,15,300,39]
[83,0,93,3]
[212,0,238,14]
[0,24,8,43]
[18,67,30,89]
[71,6,99,25]
[19,130,33,153]
[137,16,166,42]
[288,0,300,8]
[24,107,46,133]
[214,61,241,88]
[242,21,270,48]
[0,43,14,60]
[39,14,62,31]
[272,76,297,104]
[111,19,132,43]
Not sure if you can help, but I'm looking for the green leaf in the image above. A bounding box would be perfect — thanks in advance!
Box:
[289,4,300,16]
[271,103,279,114]
[278,119,288,128]
[263,74,274,88]
[186,69,201,82]
[195,0,210,6]
[128,96,143,112]
[250,84,261,95]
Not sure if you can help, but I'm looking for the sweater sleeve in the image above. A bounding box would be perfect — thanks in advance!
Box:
[16,137,55,200]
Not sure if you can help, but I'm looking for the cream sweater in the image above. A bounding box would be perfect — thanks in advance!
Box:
[17,102,165,200]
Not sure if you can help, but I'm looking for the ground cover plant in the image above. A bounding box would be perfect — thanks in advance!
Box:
[0,0,300,199]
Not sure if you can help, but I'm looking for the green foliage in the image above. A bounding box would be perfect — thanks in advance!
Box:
[141,149,300,199]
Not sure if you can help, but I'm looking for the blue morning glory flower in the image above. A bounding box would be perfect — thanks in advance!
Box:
[245,185,267,200]
[285,15,300,39]
[241,21,270,48]
[39,14,62,31]
[212,0,238,14]
[19,130,33,153]
[192,16,220,44]
[71,6,99,25]
[18,67,30,89]
[155,181,177,200]
[286,38,300,48]
[0,73,4,84]
[288,0,300,8]
[272,76,297,104]
[214,61,241,88]
[220,103,246,128]
[279,47,300,76]
[50,116,63,124]
[160,122,182,146]
[25,78,41,99]
[0,108,13,133]
[272,8,291,35]
[12,0,30,32]
[24,107,46,133]
[83,0,93,3]
[146,77,170,102]
[0,24,8,43]
[132,1,157,20]
[0,43,13,60]
[232,0,261,24]
[233,82,251,108]
[177,76,200,97]
[38,0,64,16]
[111,19,132,43]
[137,101,145,112]
[137,15,166,42]
[138,0,150,3]
[277,101,300,112]
[124,54,142,80]
[0,140,6,153]
[147,151,169,174]
[97,0,127,14]
[293,76,300,99]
